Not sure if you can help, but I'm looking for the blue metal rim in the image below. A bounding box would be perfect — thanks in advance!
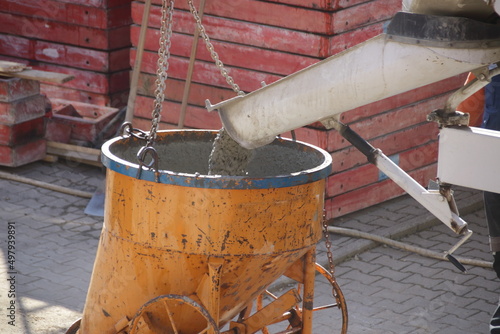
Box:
[101,130,332,190]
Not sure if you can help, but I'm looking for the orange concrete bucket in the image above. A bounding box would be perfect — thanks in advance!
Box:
[74,129,332,334]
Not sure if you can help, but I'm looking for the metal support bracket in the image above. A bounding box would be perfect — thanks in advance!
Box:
[321,117,469,235]
[427,65,500,127]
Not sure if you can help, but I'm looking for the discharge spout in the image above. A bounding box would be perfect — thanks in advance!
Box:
[207,11,500,149]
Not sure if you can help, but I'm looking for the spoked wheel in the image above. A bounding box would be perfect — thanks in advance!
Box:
[250,263,348,334]
[128,294,220,334]
[315,263,348,334]
[65,319,81,334]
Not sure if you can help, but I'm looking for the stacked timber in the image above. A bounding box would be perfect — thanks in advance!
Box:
[0,77,49,167]
[131,0,467,219]
[0,0,132,107]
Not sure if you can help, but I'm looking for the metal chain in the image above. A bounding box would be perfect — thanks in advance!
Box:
[147,0,175,147]
[322,211,336,277]
[187,0,244,96]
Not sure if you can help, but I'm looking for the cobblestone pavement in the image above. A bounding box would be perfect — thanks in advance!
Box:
[0,160,496,333]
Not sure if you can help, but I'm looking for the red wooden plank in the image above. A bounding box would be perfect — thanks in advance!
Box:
[0,138,47,167]
[136,72,236,106]
[260,0,336,10]
[326,141,438,197]
[109,48,130,72]
[0,117,46,146]
[31,63,111,94]
[327,94,451,151]
[132,2,330,58]
[34,41,110,72]
[0,95,49,125]
[26,62,129,95]
[131,49,283,93]
[147,0,333,35]
[0,35,129,73]
[41,84,111,106]
[132,116,179,132]
[131,26,319,77]
[35,41,129,72]
[279,127,331,151]
[339,75,466,124]
[332,0,399,34]
[133,95,222,130]
[30,0,130,9]
[331,122,439,173]
[328,22,384,55]
[325,164,437,218]
[0,34,32,60]
[0,77,40,102]
[0,0,131,29]
[335,0,373,9]
[0,12,130,50]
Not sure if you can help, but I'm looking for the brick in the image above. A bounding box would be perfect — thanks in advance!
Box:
[0,94,49,124]
[0,137,46,167]
[0,77,40,102]
[0,117,46,146]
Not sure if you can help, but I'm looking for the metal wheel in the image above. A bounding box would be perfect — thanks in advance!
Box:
[128,294,220,334]
[315,263,348,334]
[65,319,81,334]
[250,263,348,334]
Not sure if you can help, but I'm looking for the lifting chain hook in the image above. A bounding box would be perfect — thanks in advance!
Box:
[120,122,149,140]
[187,0,244,96]
[136,0,174,179]
[147,0,175,147]
[136,146,160,182]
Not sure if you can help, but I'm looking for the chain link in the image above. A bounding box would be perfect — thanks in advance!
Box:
[187,0,244,96]
[147,0,175,147]
[322,211,336,277]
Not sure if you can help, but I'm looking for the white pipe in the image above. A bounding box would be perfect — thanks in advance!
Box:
[207,34,500,149]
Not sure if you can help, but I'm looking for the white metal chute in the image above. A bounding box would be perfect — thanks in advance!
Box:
[207,32,500,149]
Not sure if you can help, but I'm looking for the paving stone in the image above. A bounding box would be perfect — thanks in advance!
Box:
[0,160,496,333]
